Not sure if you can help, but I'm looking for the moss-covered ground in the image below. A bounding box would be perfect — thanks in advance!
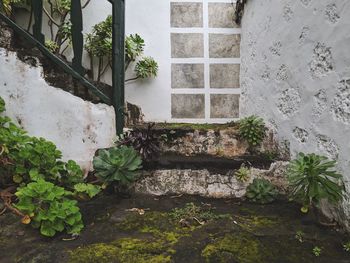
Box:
[0,195,349,262]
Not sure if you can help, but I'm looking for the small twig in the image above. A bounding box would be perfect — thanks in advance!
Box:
[0,206,7,215]
[43,7,60,27]
[26,4,33,32]
[99,61,111,78]
[125,76,140,83]
[82,0,91,9]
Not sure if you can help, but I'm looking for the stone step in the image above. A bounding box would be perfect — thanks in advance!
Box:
[135,160,289,199]
[144,153,275,174]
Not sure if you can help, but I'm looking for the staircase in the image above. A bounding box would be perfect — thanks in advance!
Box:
[132,124,290,198]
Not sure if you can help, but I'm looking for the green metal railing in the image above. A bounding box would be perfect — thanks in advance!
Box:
[0,0,125,135]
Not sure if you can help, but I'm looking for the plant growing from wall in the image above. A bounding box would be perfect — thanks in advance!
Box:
[93,146,142,186]
[118,123,160,161]
[234,165,250,182]
[287,153,344,213]
[238,115,266,148]
[14,179,84,237]
[85,15,158,82]
[246,178,278,204]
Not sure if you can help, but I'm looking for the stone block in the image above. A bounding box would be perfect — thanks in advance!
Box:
[208,3,238,28]
[172,64,204,89]
[209,34,240,58]
[171,2,203,28]
[210,64,240,88]
[210,94,239,118]
[171,33,204,58]
[171,94,205,118]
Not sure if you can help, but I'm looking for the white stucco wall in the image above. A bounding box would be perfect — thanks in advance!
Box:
[0,48,116,172]
[240,0,350,229]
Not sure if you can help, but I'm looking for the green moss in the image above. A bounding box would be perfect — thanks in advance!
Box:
[201,233,268,263]
[68,238,173,263]
[73,206,234,263]
[153,122,237,131]
[233,215,279,232]
[68,243,118,263]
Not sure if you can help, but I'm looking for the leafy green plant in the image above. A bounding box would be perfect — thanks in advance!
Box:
[287,153,344,213]
[15,179,84,237]
[74,183,101,199]
[312,246,322,257]
[246,178,278,204]
[45,40,60,53]
[238,115,266,147]
[295,230,304,243]
[93,146,142,185]
[343,242,350,252]
[234,165,250,182]
[0,96,101,237]
[134,57,158,79]
[0,96,5,113]
[85,16,158,83]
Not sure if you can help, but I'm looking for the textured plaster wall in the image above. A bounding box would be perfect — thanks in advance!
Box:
[0,48,116,172]
[240,0,350,229]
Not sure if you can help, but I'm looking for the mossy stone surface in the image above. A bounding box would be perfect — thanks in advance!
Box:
[0,195,349,263]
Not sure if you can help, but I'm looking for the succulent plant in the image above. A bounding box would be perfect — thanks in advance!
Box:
[119,123,160,161]
[93,146,142,185]
[246,178,278,204]
[234,165,250,182]
[287,153,344,213]
[238,115,266,147]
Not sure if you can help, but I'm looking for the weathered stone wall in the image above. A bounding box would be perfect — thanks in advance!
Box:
[135,161,289,198]
[158,126,280,159]
[240,0,350,229]
[0,46,116,172]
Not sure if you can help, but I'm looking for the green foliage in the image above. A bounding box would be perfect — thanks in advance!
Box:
[234,165,250,182]
[45,40,59,53]
[312,246,322,257]
[343,242,350,252]
[85,16,158,82]
[51,0,71,14]
[239,115,266,147]
[246,178,278,204]
[0,96,5,113]
[85,15,112,59]
[135,57,158,79]
[57,21,72,43]
[93,146,142,185]
[0,96,100,237]
[125,34,144,64]
[295,230,304,243]
[0,96,86,188]
[1,0,28,15]
[15,179,84,237]
[74,183,101,198]
[287,153,344,213]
